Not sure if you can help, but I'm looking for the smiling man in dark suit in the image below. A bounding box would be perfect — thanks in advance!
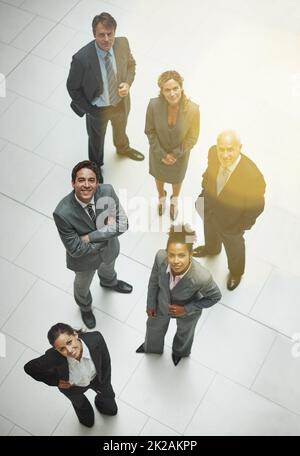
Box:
[67,12,144,183]
[53,160,132,329]
[193,130,266,291]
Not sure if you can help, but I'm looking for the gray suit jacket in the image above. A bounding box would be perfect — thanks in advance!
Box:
[147,250,221,316]
[145,97,200,183]
[66,37,136,117]
[53,184,128,271]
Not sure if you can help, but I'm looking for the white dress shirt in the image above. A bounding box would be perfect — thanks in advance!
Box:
[217,154,241,190]
[67,339,97,387]
[75,194,95,221]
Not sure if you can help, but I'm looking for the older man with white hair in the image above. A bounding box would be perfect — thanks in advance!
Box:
[193,130,266,290]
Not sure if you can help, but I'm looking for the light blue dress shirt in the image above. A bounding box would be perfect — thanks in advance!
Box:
[92,42,118,107]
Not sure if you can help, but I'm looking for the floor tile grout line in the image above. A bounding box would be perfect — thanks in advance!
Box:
[137,416,151,437]
[0,95,19,121]
[1,2,85,110]
[119,252,151,270]
[117,354,146,399]
[249,334,279,391]
[23,162,57,205]
[50,403,72,436]
[1,329,45,358]
[249,385,300,420]
[14,0,83,55]
[6,10,37,47]
[247,264,277,315]
[0,343,27,388]
[118,349,218,404]
[219,301,294,341]
[8,423,33,436]
[0,190,53,219]
[183,368,300,434]
[0,411,14,434]
[0,137,58,166]
[0,255,148,337]
[4,87,67,119]
[12,218,49,264]
[182,371,218,435]
[138,415,185,437]
[0,276,39,333]
[118,396,183,435]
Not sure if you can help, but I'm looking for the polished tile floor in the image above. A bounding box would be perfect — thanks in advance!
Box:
[0,0,300,436]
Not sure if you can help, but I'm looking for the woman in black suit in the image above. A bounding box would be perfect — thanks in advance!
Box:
[24,323,117,427]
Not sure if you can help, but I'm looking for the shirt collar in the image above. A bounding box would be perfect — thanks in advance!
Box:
[74,193,95,209]
[224,154,241,173]
[95,41,114,59]
[166,261,192,280]
[80,339,91,360]
[67,339,91,366]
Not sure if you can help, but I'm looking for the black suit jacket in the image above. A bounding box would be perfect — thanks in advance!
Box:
[201,146,266,233]
[24,332,114,397]
[66,38,136,117]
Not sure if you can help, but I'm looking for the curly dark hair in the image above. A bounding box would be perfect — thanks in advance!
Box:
[166,224,197,253]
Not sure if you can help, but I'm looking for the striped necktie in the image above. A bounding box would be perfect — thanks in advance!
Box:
[86,204,96,224]
[104,52,119,106]
[217,167,230,195]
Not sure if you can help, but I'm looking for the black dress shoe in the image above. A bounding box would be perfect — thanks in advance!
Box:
[73,397,95,427]
[94,395,118,416]
[117,148,145,161]
[136,343,145,353]
[227,274,242,291]
[100,280,133,293]
[172,353,182,366]
[81,310,96,329]
[193,245,220,258]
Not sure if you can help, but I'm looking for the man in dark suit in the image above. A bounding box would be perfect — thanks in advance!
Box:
[24,323,117,427]
[67,12,144,183]
[193,130,266,290]
[53,160,132,329]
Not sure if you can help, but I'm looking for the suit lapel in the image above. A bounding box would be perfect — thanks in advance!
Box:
[71,192,95,231]
[160,260,171,301]
[51,349,69,381]
[87,41,102,86]
[217,155,245,199]
[113,38,122,83]
[81,333,101,377]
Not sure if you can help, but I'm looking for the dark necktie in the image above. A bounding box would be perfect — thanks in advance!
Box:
[86,204,96,224]
[104,52,119,106]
